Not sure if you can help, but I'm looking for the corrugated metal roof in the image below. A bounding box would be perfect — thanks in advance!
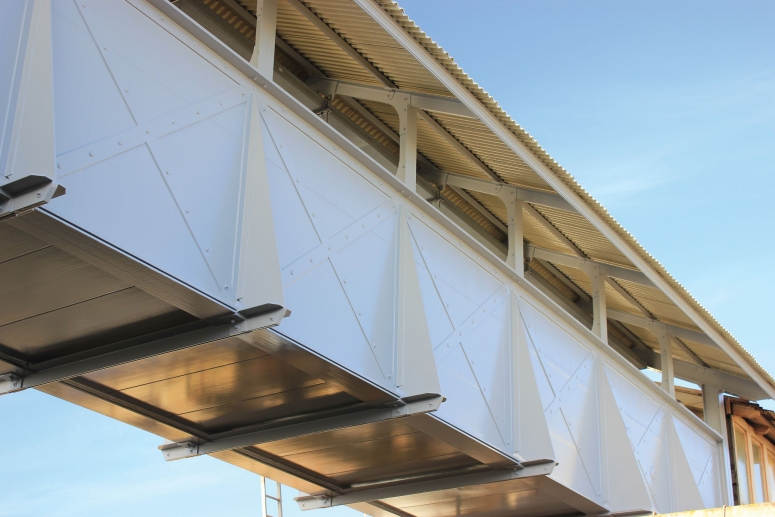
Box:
[371,0,774,392]
[217,0,774,394]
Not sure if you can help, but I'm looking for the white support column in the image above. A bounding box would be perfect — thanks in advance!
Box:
[702,385,734,505]
[505,192,523,276]
[250,0,277,78]
[0,0,60,217]
[396,101,418,192]
[587,263,608,343]
[657,325,675,398]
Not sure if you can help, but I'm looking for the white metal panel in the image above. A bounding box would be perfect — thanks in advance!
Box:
[599,362,652,512]
[605,365,671,512]
[668,416,706,511]
[520,300,592,397]
[520,300,602,504]
[672,415,721,509]
[77,0,237,124]
[0,0,56,196]
[48,0,256,304]
[408,217,502,332]
[512,294,555,463]
[262,114,321,269]
[152,102,247,290]
[263,106,395,387]
[409,233,455,350]
[263,109,389,242]
[408,216,511,452]
[433,343,508,449]
[281,259,388,384]
[49,145,222,295]
[51,0,147,155]
[331,213,399,379]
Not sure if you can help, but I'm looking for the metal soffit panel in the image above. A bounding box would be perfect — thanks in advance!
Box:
[79,336,360,434]
[219,0,771,393]
[254,420,479,486]
[0,244,196,363]
[380,478,580,517]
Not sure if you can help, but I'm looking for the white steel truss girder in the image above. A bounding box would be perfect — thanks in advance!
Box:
[136,0,772,413]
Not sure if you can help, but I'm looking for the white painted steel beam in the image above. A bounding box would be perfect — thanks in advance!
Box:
[657,325,675,398]
[505,191,523,274]
[422,169,576,212]
[0,0,61,219]
[670,360,768,401]
[309,78,474,118]
[606,309,718,349]
[527,245,656,287]
[296,462,555,510]
[702,386,734,505]
[161,396,443,460]
[397,104,418,191]
[588,264,608,342]
[250,0,277,78]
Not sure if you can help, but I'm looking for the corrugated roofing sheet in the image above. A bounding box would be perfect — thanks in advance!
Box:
[371,0,774,392]
[221,0,774,394]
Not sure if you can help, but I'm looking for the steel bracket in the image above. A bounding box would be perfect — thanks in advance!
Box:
[227,306,290,336]
[0,373,23,395]
[0,181,64,220]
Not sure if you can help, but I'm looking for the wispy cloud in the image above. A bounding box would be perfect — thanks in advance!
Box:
[0,459,242,517]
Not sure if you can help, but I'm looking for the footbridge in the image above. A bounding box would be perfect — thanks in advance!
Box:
[2,1,773,516]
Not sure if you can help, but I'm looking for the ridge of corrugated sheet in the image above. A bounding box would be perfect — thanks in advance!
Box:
[376,0,774,392]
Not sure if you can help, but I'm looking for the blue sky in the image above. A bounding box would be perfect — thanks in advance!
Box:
[2,1,773,515]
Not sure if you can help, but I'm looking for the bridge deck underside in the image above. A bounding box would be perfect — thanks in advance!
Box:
[0,213,591,517]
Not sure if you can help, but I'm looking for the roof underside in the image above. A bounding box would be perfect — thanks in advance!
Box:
[194,0,772,393]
